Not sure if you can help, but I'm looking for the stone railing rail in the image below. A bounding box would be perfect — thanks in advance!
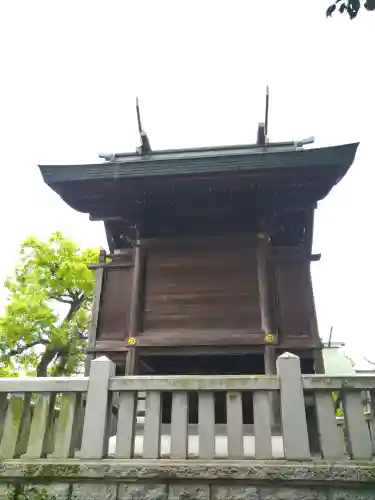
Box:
[0,352,375,462]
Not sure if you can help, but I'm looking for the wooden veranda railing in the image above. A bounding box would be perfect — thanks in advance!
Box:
[0,352,374,461]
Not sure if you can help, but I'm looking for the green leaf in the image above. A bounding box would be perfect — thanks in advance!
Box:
[326,4,337,16]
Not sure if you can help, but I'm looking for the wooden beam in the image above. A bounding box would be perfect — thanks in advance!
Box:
[132,330,265,347]
[88,335,320,354]
[272,254,321,262]
[270,247,321,262]
[128,245,144,337]
[87,262,133,270]
[140,345,265,356]
[276,340,323,351]
[90,331,265,350]
[125,244,145,375]
[257,231,279,425]
[92,215,124,222]
[86,344,268,357]
[256,233,277,344]
[84,249,106,376]
[85,343,129,353]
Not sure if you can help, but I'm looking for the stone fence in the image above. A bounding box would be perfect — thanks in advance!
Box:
[0,353,375,499]
[0,352,375,461]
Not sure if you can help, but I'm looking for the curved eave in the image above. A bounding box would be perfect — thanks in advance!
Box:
[39,142,359,215]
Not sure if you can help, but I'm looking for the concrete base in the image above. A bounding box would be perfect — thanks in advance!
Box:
[2,481,375,500]
[1,459,375,500]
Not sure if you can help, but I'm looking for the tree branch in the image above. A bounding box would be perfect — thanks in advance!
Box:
[36,294,86,377]
[50,294,74,304]
[37,344,69,377]
[54,353,69,376]
[37,350,58,377]
[63,295,85,324]
[7,339,50,357]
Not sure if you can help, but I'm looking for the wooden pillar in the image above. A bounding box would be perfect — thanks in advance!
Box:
[309,273,324,374]
[256,233,277,368]
[308,268,325,374]
[125,243,144,375]
[125,349,138,375]
[304,206,325,375]
[256,232,279,425]
[84,249,106,376]
[304,207,325,450]
[264,343,276,375]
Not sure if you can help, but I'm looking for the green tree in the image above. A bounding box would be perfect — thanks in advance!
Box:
[0,233,99,377]
[327,0,375,19]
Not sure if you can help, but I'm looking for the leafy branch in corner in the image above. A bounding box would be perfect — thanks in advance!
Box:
[327,0,375,19]
[0,232,99,377]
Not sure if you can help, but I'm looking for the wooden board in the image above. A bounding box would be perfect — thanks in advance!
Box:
[138,330,264,346]
[274,260,315,339]
[144,234,261,333]
[97,265,133,340]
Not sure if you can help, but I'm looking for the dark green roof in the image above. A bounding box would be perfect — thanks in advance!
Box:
[40,142,359,185]
[38,141,359,242]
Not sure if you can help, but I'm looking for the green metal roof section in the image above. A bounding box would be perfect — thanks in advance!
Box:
[39,142,359,185]
[323,346,356,375]
[323,345,375,374]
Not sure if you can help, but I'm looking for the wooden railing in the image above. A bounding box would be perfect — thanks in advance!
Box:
[0,352,374,461]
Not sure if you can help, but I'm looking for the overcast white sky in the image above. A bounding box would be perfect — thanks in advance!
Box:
[0,1,374,358]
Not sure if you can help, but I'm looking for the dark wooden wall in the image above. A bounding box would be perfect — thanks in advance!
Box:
[94,233,319,350]
[274,260,316,340]
[97,254,134,340]
[143,234,261,333]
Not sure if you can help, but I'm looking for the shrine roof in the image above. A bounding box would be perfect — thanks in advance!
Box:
[38,141,359,234]
[40,141,359,186]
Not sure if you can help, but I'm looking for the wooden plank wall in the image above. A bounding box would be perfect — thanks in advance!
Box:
[144,234,261,333]
[274,260,315,339]
[97,254,134,340]
[93,234,318,348]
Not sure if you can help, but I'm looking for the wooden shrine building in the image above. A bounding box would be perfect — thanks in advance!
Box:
[39,121,359,380]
